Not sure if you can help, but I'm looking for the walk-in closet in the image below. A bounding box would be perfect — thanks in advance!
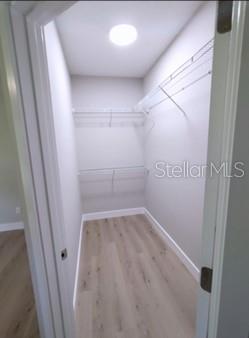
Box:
[43,1,216,337]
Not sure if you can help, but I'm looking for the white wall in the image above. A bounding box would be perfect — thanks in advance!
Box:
[44,22,82,300]
[143,2,216,269]
[72,76,143,109]
[71,76,145,212]
[0,83,22,224]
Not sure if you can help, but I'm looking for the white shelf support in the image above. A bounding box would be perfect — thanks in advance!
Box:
[159,85,187,117]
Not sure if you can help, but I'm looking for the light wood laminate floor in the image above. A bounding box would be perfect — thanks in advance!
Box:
[0,230,40,338]
[76,214,197,338]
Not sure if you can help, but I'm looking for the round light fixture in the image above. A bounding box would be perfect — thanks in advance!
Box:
[109,24,137,46]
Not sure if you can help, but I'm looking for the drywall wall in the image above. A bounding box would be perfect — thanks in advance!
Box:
[0,83,22,224]
[71,76,145,212]
[143,1,216,269]
[72,76,143,108]
[44,22,82,300]
[217,5,249,337]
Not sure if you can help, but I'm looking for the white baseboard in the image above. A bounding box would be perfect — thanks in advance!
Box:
[82,207,145,221]
[144,208,200,281]
[73,215,84,310]
[0,222,24,232]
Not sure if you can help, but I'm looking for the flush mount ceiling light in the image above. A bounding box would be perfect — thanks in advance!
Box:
[109,24,138,46]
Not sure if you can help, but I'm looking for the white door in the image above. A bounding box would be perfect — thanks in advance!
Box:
[196,1,247,337]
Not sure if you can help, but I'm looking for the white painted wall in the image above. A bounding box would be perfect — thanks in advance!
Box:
[143,2,216,269]
[44,22,82,299]
[0,83,22,224]
[72,76,143,109]
[71,76,145,212]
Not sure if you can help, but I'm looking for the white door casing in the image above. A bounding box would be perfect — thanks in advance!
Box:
[0,2,57,337]
[196,2,246,337]
[5,1,77,338]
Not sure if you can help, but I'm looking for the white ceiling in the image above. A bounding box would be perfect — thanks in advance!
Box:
[56,1,202,78]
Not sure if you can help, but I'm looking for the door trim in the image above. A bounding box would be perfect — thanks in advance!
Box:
[25,5,77,337]
[0,3,56,337]
[207,2,246,337]
[3,1,77,338]
[196,2,247,337]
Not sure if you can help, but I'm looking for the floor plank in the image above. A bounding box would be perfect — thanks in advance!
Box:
[0,230,40,338]
[76,215,198,338]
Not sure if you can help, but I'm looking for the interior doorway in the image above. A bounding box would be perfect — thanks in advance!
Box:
[42,2,215,337]
[7,1,247,338]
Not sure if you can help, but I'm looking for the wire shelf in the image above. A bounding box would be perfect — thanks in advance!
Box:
[73,108,145,127]
[135,38,214,114]
[78,166,147,195]
[78,166,147,180]
[72,40,214,127]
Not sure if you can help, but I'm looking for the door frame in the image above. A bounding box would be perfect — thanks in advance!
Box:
[196,2,246,337]
[1,1,247,338]
[0,1,76,338]
[11,1,79,338]
[0,3,55,338]
[209,2,247,337]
